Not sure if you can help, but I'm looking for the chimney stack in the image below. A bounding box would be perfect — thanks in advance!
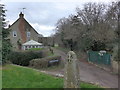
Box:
[19,12,24,18]
[8,24,11,28]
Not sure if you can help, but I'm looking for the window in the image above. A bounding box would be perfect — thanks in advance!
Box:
[13,31,17,37]
[27,32,30,37]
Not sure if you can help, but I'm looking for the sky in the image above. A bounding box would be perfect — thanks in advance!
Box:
[1,0,116,37]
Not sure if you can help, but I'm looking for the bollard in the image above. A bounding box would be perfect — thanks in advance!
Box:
[64,51,80,89]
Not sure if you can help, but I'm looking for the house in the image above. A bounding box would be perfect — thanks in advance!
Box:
[9,12,43,50]
[22,40,43,50]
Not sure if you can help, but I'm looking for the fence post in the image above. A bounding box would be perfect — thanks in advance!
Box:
[64,51,80,89]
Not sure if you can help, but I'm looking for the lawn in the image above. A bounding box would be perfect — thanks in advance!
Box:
[2,64,103,89]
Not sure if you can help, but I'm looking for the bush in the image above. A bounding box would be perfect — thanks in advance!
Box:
[29,55,61,69]
[8,51,43,66]
[2,39,12,64]
[91,40,106,51]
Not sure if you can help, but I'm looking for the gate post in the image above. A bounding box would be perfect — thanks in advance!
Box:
[64,51,80,89]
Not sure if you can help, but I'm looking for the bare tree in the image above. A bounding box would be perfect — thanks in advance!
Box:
[54,2,118,52]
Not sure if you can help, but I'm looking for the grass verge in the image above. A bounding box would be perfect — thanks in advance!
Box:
[2,64,103,89]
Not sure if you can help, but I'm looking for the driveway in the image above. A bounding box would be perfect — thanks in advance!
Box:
[43,48,118,88]
[79,61,118,88]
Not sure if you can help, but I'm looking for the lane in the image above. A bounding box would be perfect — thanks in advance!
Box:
[49,47,118,88]
[79,61,118,88]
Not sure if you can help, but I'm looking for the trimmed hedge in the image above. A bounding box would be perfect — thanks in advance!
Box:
[28,48,44,51]
[29,55,61,69]
[8,51,43,66]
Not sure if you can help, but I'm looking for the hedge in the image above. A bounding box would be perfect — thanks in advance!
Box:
[29,55,61,69]
[7,51,43,66]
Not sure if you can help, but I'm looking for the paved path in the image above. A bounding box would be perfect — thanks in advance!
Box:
[43,48,118,88]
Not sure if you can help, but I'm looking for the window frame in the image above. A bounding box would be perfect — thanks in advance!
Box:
[13,31,17,37]
[27,31,31,37]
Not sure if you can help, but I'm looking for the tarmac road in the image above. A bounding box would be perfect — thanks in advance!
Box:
[45,48,118,88]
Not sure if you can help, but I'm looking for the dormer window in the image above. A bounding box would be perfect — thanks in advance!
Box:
[13,31,17,37]
[27,32,30,37]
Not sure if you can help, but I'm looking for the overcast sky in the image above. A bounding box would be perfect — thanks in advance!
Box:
[1,0,115,37]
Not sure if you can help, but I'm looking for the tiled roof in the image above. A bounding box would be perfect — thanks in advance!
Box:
[22,40,42,45]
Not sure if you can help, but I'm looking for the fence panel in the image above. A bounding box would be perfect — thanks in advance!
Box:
[88,51,111,65]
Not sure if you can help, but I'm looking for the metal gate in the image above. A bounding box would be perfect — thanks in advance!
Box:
[88,51,111,65]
